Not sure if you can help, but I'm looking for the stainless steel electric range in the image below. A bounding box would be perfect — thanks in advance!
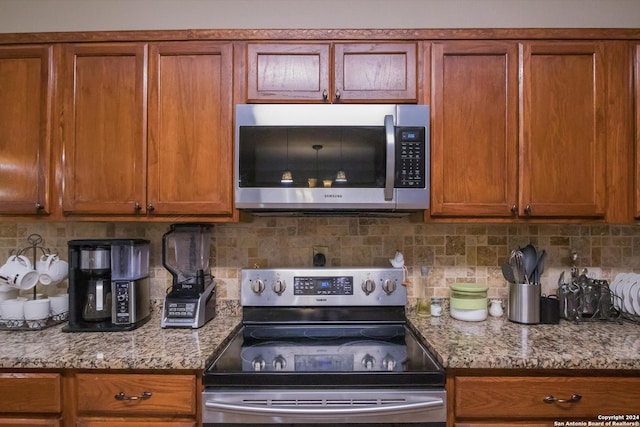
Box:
[202,267,446,426]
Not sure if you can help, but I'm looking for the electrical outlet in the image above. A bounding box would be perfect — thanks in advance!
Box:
[313,246,329,263]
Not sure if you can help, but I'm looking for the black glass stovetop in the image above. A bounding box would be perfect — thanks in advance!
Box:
[203,320,445,388]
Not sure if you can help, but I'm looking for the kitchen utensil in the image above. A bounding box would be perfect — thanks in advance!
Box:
[533,249,547,284]
[501,263,516,283]
[522,244,537,284]
[511,249,526,284]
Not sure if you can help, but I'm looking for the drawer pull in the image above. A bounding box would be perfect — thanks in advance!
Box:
[114,391,152,401]
[543,394,582,404]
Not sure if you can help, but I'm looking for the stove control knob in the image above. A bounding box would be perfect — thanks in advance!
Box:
[252,357,266,371]
[382,279,397,295]
[273,355,287,370]
[251,279,265,295]
[362,354,376,370]
[272,280,286,295]
[382,354,397,371]
[362,279,376,295]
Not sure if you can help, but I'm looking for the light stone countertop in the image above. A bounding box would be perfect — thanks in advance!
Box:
[408,312,640,370]
[0,308,241,370]
[1,308,640,371]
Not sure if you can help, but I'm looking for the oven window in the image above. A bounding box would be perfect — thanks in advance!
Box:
[238,126,386,188]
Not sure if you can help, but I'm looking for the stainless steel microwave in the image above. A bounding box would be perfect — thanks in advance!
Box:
[234,104,429,214]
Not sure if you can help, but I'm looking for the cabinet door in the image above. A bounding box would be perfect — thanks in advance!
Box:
[246,43,330,102]
[147,42,233,215]
[520,42,606,218]
[61,43,147,215]
[334,43,417,103]
[0,45,53,215]
[635,44,640,218]
[430,42,518,217]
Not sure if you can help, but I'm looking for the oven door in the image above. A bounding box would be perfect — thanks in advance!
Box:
[202,388,445,426]
[234,104,429,211]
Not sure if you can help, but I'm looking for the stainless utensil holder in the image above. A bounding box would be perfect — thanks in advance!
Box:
[508,282,541,324]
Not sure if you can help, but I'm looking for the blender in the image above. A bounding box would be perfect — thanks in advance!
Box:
[161,223,216,328]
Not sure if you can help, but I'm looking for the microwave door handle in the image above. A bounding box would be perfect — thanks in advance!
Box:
[384,114,395,201]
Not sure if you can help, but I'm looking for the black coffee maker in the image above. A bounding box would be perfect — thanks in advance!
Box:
[65,239,151,332]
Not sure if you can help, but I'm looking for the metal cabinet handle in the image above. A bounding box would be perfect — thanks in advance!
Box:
[35,202,44,210]
[524,204,532,215]
[335,89,341,101]
[322,89,328,101]
[543,394,582,404]
[134,202,142,211]
[114,391,152,401]
[146,203,155,212]
[510,204,518,215]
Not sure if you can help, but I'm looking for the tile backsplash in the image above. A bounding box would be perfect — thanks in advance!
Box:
[1,218,639,304]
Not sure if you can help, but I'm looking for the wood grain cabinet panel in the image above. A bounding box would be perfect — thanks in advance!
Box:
[147,42,233,216]
[0,373,61,427]
[430,41,518,217]
[77,420,195,427]
[246,42,417,103]
[0,45,53,215]
[635,43,640,219]
[75,373,195,416]
[520,42,607,218]
[61,43,147,215]
[61,41,234,218]
[454,376,640,420]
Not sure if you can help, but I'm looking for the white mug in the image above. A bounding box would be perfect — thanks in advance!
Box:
[49,293,69,316]
[36,254,68,286]
[0,255,39,290]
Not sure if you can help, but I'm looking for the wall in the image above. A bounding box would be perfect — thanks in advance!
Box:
[0,0,639,33]
[1,219,638,307]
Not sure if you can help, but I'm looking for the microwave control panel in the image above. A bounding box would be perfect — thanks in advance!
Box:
[395,127,425,188]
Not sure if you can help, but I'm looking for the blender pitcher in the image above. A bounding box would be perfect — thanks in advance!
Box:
[162,223,213,292]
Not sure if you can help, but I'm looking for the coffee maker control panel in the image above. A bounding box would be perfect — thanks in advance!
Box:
[114,281,131,324]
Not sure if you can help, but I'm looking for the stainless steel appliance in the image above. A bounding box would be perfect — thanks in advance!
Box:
[65,239,151,332]
[235,104,430,214]
[161,223,216,328]
[202,267,446,426]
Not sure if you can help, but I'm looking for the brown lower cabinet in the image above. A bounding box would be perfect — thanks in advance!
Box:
[0,370,198,427]
[449,370,640,426]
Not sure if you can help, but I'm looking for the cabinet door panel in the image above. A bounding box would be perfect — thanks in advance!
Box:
[431,42,518,217]
[75,373,195,416]
[0,373,61,413]
[246,43,330,102]
[0,45,52,215]
[147,42,233,215]
[334,43,417,102]
[61,43,147,215]
[77,420,194,427]
[520,42,606,218]
[635,44,640,218]
[455,376,640,419]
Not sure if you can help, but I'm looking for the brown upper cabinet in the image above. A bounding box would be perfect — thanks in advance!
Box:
[60,42,233,219]
[520,42,606,219]
[430,41,607,220]
[430,41,518,217]
[0,45,54,215]
[635,43,640,219]
[246,42,418,103]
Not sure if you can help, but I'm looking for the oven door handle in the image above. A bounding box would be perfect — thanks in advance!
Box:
[204,397,444,417]
[384,114,395,202]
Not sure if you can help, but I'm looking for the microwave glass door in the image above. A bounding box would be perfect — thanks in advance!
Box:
[238,126,386,188]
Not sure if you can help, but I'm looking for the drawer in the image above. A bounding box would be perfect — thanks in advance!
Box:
[455,376,640,419]
[0,373,61,413]
[76,373,196,416]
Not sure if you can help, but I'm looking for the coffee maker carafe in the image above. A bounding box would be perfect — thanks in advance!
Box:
[79,246,112,322]
[65,239,151,332]
[161,223,216,328]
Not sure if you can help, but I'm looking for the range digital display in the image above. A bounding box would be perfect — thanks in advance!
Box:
[293,276,354,295]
